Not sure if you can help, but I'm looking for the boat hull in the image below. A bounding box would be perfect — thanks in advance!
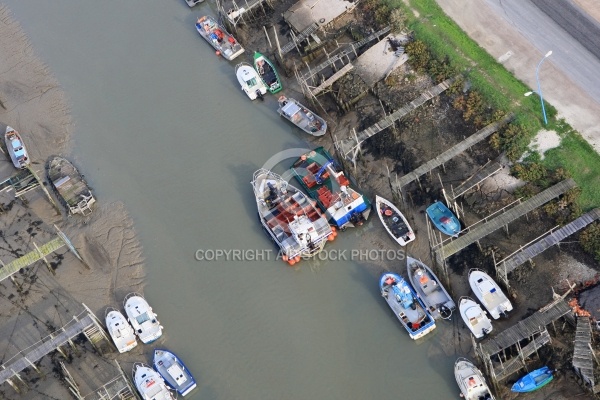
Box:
[195,16,244,61]
[379,272,436,340]
[511,366,553,393]
[375,195,415,246]
[291,147,371,230]
[106,310,137,353]
[5,126,30,169]
[153,349,197,396]
[46,156,96,216]
[426,201,460,236]
[406,256,455,320]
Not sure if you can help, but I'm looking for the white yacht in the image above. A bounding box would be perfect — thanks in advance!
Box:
[124,293,163,344]
[469,269,513,319]
[105,308,137,353]
[459,297,492,339]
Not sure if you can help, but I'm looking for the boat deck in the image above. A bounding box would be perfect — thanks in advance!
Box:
[47,157,95,215]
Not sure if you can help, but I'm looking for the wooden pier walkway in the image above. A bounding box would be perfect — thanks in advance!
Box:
[0,315,94,385]
[336,77,456,161]
[497,208,600,275]
[438,178,577,258]
[573,316,596,390]
[311,64,353,95]
[280,23,319,55]
[0,237,66,282]
[450,161,504,200]
[393,114,513,190]
[84,375,138,400]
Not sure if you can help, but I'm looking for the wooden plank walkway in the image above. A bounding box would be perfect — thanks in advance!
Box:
[498,208,600,274]
[439,179,577,258]
[0,315,94,385]
[479,299,571,356]
[85,375,137,400]
[280,23,319,54]
[573,316,595,387]
[0,237,66,282]
[302,26,391,80]
[493,329,551,381]
[451,161,504,200]
[337,77,456,160]
[311,64,353,95]
[394,114,513,190]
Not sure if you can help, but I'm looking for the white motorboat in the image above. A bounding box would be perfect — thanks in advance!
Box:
[5,126,30,169]
[454,358,495,400]
[105,308,137,353]
[235,62,267,100]
[124,293,163,344]
[376,195,415,246]
[133,363,175,400]
[459,297,492,339]
[469,269,513,319]
[406,256,455,320]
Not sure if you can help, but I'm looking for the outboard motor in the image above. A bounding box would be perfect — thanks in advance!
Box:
[256,89,264,101]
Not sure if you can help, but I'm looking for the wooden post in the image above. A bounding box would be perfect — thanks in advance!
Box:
[263,26,272,48]
[272,26,282,61]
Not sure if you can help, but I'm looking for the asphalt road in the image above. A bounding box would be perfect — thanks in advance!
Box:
[487,0,600,104]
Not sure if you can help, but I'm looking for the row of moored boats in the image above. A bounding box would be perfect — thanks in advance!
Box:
[105,293,197,398]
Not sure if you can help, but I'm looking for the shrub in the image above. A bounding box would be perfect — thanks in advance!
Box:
[405,40,430,72]
[580,222,600,263]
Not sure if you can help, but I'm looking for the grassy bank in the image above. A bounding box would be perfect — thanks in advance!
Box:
[379,0,600,210]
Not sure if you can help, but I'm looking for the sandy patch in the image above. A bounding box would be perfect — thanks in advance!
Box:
[525,129,562,160]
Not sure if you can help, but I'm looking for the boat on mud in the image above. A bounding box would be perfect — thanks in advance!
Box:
[252,169,335,266]
[426,201,461,237]
[454,358,495,400]
[469,269,513,319]
[4,126,30,169]
[277,96,327,136]
[459,297,492,339]
[375,195,415,246]
[124,293,163,344]
[379,272,436,340]
[46,156,96,216]
[406,256,455,320]
[291,147,371,230]
[511,366,553,393]
[153,348,197,396]
[195,16,244,61]
[253,51,282,94]
[133,363,175,400]
[235,62,267,100]
[105,308,137,353]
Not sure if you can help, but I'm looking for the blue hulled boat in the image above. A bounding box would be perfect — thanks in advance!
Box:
[153,349,197,396]
[379,273,436,340]
[426,201,461,237]
[291,147,371,230]
[511,366,553,393]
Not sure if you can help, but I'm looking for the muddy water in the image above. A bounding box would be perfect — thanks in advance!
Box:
[4,1,459,399]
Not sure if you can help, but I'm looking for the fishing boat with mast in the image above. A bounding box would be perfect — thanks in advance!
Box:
[195,15,244,61]
[291,147,371,230]
[4,126,30,169]
[406,256,455,320]
[277,96,326,136]
[252,168,336,266]
[253,51,282,94]
[375,195,415,246]
[379,272,436,340]
[46,156,96,216]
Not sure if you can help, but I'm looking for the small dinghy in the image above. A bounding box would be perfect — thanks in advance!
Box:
[375,195,415,246]
[253,51,282,94]
[455,357,495,400]
[105,308,137,353]
[278,96,327,136]
[4,126,30,169]
[236,62,267,100]
[469,269,513,319]
[459,297,492,339]
[124,293,163,344]
[195,16,244,61]
[133,363,175,400]
[511,366,553,393]
[406,256,455,320]
[380,272,436,340]
[154,348,197,396]
[426,201,461,237]
[46,156,96,216]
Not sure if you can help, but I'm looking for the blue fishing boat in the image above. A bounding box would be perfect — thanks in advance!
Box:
[291,147,371,230]
[153,349,197,396]
[379,272,436,340]
[511,366,553,393]
[426,201,461,237]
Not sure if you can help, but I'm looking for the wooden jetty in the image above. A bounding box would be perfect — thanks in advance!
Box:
[436,178,577,259]
[495,208,600,287]
[311,63,354,96]
[0,305,110,391]
[280,22,320,55]
[475,299,572,384]
[449,160,504,201]
[572,316,598,393]
[63,360,139,400]
[0,166,58,209]
[335,76,457,167]
[391,113,514,191]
